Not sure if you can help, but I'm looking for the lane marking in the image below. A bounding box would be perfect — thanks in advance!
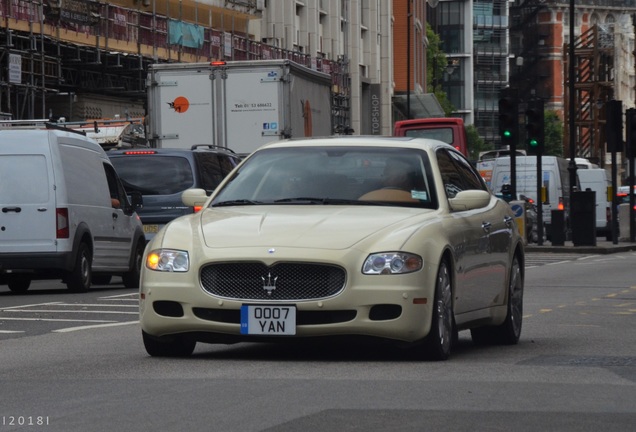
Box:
[2,309,137,315]
[0,317,116,323]
[44,303,138,308]
[1,302,63,310]
[53,320,139,333]
[0,330,25,334]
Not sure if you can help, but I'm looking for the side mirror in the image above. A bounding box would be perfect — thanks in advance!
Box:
[182,188,208,207]
[449,190,491,211]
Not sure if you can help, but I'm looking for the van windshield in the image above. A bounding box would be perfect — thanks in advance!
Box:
[111,155,194,195]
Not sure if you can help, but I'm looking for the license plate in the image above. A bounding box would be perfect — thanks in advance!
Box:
[143,224,159,234]
[240,305,296,335]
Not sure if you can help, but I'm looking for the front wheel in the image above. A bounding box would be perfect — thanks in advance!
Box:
[420,260,454,361]
[142,331,196,357]
[471,254,523,345]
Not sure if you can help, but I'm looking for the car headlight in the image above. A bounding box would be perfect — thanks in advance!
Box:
[362,252,422,275]
[146,249,189,272]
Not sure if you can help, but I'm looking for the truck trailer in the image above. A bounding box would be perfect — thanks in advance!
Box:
[145,59,333,155]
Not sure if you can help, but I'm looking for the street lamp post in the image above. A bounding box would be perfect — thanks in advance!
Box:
[568,0,577,242]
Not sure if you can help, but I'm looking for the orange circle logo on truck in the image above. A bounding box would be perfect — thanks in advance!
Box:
[168,96,190,113]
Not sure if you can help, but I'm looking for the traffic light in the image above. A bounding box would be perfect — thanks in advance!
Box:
[525,99,545,155]
[498,89,519,144]
[625,108,636,158]
[606,99,623,153]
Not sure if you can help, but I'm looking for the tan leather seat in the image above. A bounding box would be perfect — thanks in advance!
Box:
[358,188,418,202]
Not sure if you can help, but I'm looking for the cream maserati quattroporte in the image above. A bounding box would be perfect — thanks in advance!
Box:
[139,136,525,360]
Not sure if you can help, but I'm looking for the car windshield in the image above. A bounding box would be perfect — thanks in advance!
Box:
[111,155,194,195]
[211,146,438,208]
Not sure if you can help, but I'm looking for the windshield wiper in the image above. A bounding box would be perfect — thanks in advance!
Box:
[274,197,325,204]
[212,199,262,207]
[274,197,376,205]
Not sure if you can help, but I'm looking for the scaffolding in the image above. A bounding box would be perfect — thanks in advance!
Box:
[0,0,350,130]
[563,25,615,165]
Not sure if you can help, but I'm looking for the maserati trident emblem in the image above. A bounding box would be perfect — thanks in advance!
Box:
[262,272,278,296]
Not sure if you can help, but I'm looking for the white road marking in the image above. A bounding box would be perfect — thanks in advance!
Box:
[53,320,139,333]
[0,316,116,323]
[0,330,25,334]
[2,309,137,314]
[1,302,63,310]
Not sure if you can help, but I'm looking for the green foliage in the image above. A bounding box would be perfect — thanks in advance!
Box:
[544,110,563,157]
[426,23,455,116]
[466,124,493,162]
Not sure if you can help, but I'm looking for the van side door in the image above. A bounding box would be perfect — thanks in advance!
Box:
[0,147,57,253]
[93,163,137,271]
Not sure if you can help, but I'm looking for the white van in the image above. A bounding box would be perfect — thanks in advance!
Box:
[490,156,572,239]
[0,128,146,293]
[577,168,610,237]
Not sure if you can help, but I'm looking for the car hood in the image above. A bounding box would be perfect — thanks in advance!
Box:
[195,205,435,250]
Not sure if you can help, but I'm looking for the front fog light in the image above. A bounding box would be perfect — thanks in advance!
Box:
[363,252,422,275]
[146,249,189,272]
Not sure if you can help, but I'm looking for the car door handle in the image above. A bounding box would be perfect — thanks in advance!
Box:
[504,216,513,227]
[481,221,492,233]
[2,207,21,213]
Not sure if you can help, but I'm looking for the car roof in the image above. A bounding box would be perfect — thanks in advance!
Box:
[107,145,238,156]
[255,135,455,152]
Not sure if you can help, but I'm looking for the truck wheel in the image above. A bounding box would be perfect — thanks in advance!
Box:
[67,242,92,293]
[122,241,144,289]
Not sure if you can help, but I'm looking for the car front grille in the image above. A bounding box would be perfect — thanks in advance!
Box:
[200,262,346,301]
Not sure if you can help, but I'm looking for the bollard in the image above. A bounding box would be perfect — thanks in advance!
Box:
[551,209,565,246]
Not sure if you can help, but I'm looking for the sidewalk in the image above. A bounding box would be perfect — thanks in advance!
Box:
[525,238,636,254]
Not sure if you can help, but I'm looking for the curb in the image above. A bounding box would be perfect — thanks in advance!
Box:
[526,242,636,254]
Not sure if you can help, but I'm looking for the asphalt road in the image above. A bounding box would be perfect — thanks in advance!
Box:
[1,251,635,432]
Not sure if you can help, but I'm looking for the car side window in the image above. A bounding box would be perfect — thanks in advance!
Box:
[448,151,488,192]
[195,153,225,192]
[436,150,465,199]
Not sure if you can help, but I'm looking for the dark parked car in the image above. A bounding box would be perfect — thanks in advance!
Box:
[108,145,241,241]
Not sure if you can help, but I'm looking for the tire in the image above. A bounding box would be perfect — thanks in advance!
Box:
[421,260,454,361]
[122,241,145,289]
[91,275,112,286]
[471,254,523,345]
[7,275,32,293]
[66,242,92,293]
[142,331,196,357]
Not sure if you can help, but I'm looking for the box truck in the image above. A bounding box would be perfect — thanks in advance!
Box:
[145,60,333,155]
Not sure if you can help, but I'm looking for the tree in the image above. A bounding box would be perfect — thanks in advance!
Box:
[466,124,492,162]
[544,110,563,157]
[426,23,455,116]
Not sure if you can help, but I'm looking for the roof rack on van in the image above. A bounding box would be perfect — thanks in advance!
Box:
[0,119,87,136]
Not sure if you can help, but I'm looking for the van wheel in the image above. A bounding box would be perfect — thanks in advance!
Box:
[122,241,144,289]
[67,242,92,293]
[7,275,32,293]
